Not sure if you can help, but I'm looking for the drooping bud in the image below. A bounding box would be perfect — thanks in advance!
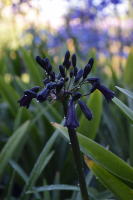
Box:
[97,84,115,103]
[72,92,81,101]
[74,66,78,77]
[46,82,57,90]
[70,70,74,78]
[88,57,94,68]
[59,65,66,78]
[64,98,79,129]
[50,71,55,82]
[83,64,91,79]
[72,54,76,68]
[75,69,84,83]
[18,86,40,109]
[78,99,93,121]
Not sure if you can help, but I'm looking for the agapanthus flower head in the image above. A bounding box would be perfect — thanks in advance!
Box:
[18,51,114,129]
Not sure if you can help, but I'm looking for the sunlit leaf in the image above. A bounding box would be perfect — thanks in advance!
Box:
[84,156,133,200]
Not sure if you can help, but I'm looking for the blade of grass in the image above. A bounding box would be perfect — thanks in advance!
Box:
[116,86,133,100]
[112,97,133,124]
[26,185,80,194]
[20,47,42,86]
[0,75,20,116]
[0,120,30,179]
[7,170,15,200]
[20,124,61,200]
[43,179,51,200]
[9,159,28,182]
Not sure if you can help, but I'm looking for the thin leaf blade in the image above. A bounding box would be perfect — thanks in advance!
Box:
[0,120,30,179]
[112,97,133,124]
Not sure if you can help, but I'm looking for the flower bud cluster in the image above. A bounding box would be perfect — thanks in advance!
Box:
[18,51,115,129]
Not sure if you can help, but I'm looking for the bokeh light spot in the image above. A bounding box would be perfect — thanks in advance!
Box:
[21,73,30,83]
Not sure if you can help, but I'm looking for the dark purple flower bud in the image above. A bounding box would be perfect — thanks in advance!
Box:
[50,71,55,82]
[72,54,76,68]
[18,95,32,109]
[83,64,91,79]
[65,61,71,70]
[36,56,47,71]
[64,99,79,129]
[97,84,115,103]
[87,77,100,83]
[24,90,37,98]
[88,57,94,68]
[56,71,62,80]
[64,50,70,62]
[65,77,69,82]
[59,65,66,78]
[17,86,40,109]
[44,57,50,66]
[43,78,49,85]
[75,69,84,83]
[70,70,74,78]
[56,80,64,93]
[46,82,57,90]
[72,92,81,101]
[74,66,78,77]
[47,64,52,75]
[37,88,50,103]
[90,80,100,93]
[78,100,93,121]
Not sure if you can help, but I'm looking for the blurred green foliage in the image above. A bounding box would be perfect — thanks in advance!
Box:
[0,1,133,199]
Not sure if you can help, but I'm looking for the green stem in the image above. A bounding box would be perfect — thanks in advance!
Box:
[62,100,89,200]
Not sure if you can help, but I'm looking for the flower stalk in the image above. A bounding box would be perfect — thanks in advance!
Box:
[62,100,89,200]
